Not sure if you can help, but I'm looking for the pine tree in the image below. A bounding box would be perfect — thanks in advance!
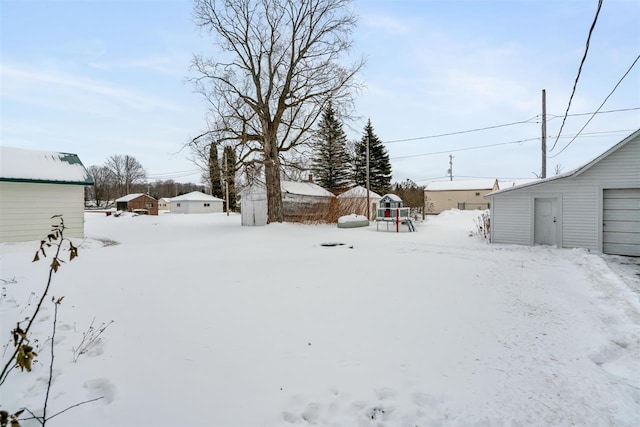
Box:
[222,145,237,211]
[209,143,224,198]
[353,119,392,195]
[311,102,352,194]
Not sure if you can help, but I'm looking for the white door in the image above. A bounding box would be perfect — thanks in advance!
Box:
[534,198,557,246]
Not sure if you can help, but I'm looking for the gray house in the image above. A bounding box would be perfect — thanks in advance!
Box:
[486,129,639,256]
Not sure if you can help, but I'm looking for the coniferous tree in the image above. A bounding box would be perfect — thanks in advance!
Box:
[353,119,392,195]
[311,102,352,194]
[222,145,237,211]
[209,143,223,198]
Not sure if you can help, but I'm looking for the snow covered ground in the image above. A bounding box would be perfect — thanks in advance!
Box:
[1,210,639,426]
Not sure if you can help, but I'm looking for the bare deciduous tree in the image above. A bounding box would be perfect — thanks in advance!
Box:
[104,154,146,196]
[87,165,114,208]
[191,0,364,223]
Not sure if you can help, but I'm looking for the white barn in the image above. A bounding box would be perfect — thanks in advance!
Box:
[0,147,93,242]
[170,191,223,214]
[486,129,640,256]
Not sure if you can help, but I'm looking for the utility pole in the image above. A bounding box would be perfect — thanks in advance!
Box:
[223,149,229,216]
[366,133,371,220]
[448,155,454,181]
[541,89,547,179]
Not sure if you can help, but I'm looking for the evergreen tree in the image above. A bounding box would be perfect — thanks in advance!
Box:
[209,143,224,198]
[353,119,392,195]
[222,145,237,211]
[311,102,352,194]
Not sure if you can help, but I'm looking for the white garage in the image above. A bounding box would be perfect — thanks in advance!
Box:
[170,191,223,214]
[487,129,640,256]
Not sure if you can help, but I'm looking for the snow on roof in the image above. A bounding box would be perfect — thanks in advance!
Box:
[380,193,403,202]
[115,193,148,202]
[281,181,335,197]
[171,191,223,202]
[0,146,93,185]
[425,179,497,191]
[488,129,640,197]
[337,185,382,199]
[498,179,540,189]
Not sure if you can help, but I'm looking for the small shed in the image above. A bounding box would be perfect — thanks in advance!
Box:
[337,186,382,219]
[487,129,640,256]
[0,147,93,242]
[171,191,223,214]
[115,193,158,215]
[240,180,335,225]
[240,183,268,226]
[158,197,172,211]
[425,179,499,213]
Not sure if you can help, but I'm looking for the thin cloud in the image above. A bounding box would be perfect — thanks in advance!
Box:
[89,56,186,75]
[1,63,183,113]
[363,14,411,35]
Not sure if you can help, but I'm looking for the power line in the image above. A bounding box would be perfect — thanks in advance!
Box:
[549,53,640,159]
[414,175,450,183]
[550,0,604,152]
[391,138,539,160]
[380,107,637,147]
[391,129,633,161]
[547,106,640,120]
[383,115,540,144]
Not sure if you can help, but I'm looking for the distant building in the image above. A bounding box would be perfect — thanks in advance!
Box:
[424,179,499,214]
[158,197,172,211]
[337,186,382,219]
[240,180,335,225]
[115,194,158,215]
[171,191,223,214]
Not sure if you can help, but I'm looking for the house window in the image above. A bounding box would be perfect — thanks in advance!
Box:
[204,203,210,207]
[176,203,181,207]
[146,203,153,208]
[475,192,480,196]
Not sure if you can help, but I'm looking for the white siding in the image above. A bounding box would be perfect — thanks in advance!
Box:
[172,200,223,214]
[491,132,640,252]
[491,193,532,245]
[0,182,85,242]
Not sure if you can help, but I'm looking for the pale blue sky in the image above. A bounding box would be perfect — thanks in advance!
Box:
[2,0,639,184]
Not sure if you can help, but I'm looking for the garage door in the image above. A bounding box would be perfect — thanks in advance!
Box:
[603,188,640,256]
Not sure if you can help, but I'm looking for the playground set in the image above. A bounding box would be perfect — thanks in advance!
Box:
[375,194,416,232]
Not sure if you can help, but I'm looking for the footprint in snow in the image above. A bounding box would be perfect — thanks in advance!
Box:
[83,378,116,404]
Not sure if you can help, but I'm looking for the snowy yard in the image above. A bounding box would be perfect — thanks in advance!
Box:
[2,210,639,426]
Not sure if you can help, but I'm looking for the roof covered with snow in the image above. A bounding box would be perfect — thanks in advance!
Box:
[488,129,640,197]
[281,181,335,197]
[115,193,152,202]
[0,146,93,185]
[498,179,540,189]
[380,193,403,202]
[337,186,382,199]
[171,191,223,202]
[425,179,498,191]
